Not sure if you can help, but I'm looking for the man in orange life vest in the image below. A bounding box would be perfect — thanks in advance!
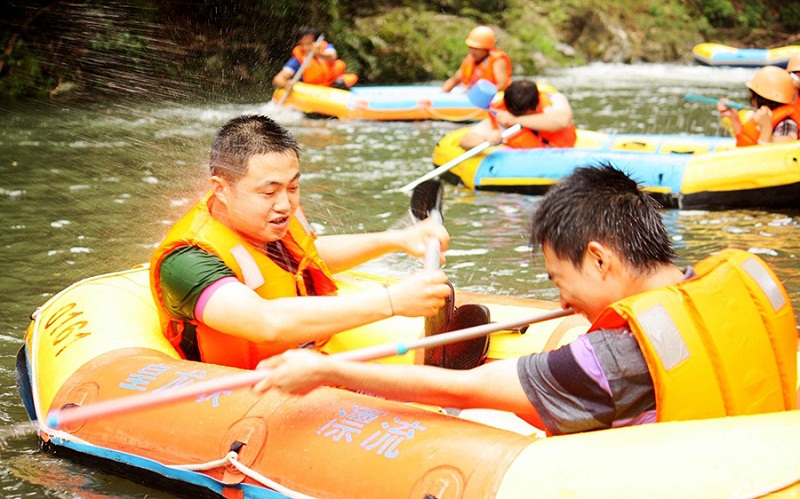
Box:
[717,65,799,146]
[253,164,796,436]
[459,80,577,150]
[150,115,451,370]
[272,26,358,91]
[442,26,512,93]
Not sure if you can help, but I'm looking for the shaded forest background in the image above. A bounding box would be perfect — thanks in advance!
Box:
[1,0,799,101]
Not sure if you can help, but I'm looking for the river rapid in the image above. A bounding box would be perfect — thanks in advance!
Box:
[1,63,798,497]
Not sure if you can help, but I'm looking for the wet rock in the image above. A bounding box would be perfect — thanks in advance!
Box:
[565,9,633,63]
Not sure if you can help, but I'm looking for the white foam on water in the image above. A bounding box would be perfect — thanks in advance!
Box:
[0,421,38,450]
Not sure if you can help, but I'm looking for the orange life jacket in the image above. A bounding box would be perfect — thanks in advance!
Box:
[150,191,338,369]
[292,42,351,87]
[735,103,800,146]
[589,249,797,422]
[489,94,577,148]
[460,50,512,90]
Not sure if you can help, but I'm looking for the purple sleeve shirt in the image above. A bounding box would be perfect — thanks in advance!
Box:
[516,267,697,435]
[517,329,656,435]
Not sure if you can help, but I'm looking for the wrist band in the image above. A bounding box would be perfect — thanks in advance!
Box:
[382,282,395,316]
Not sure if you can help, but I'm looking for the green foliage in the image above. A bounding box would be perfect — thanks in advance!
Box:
[647,2,691,26]
[779,2,800,31]
[349,9,468,82]
[0,0,797,100]
[700,0,738,28]
[0,37,53,98]
[430,0,509,16]
[740,2,769,30]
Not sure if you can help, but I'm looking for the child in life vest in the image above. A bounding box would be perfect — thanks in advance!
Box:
[717,65,799,146]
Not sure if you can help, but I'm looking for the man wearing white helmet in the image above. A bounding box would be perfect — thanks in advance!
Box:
[441,26,512,93]
[717,65,800,146]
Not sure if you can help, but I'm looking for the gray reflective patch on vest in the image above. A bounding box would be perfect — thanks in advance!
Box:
[230,244,265,290]
[742,257,786,312]
[637,304,689,371]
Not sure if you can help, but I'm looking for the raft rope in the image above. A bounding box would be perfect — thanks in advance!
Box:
[169,450,318,499]
[426,106,486,122]
[26,269,317,499]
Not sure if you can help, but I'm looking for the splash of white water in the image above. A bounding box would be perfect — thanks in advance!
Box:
[0,421,39,450]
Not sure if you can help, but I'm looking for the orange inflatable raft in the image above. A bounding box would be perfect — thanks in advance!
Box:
[17,266,800,498]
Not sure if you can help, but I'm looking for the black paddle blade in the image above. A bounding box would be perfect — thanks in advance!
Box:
[425,303,491,370]
[410,179,444,223]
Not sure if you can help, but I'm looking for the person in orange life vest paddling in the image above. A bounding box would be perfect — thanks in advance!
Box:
[441,26,512,93]
[253,164,796,435]
[149,115,451,370]
[272,26,357,90]
[717,65,799,146]
[459,80,577,150]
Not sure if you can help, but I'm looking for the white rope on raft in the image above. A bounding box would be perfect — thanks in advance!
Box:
[168,450,318,499]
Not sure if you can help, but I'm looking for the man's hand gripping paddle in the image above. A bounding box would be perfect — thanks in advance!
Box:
[410,180,491,369]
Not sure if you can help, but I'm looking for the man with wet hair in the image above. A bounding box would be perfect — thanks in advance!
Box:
[150,114,451,369]
[253,163,796,435]
[459,79,577,150]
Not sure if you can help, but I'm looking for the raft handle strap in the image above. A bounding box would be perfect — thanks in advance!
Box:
[168,450,316,499]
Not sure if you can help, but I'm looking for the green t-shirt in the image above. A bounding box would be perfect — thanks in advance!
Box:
[159,241,309,321]
[158,243,315,361]
[159,246,236,321]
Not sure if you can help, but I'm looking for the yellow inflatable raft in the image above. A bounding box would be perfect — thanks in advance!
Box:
[693,43,800,68]
[272,82,490,121]
[432,126,800,210]
[17,266,800,498]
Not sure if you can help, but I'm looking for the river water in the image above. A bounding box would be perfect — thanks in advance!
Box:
[1,63,798,497]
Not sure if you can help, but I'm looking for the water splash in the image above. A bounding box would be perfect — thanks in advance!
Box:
[0,421,39,450]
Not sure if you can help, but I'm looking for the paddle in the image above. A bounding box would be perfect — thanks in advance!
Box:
[46,307,573,429]
[409,178,446,270]
[410,180,455,352]
[410,180,491,369]
[396,124,522,193]
[276,33,325,107]
[684,93,746,110]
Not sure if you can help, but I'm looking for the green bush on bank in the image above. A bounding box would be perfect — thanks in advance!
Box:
[779,2,800,31]
[0,37,51,99]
